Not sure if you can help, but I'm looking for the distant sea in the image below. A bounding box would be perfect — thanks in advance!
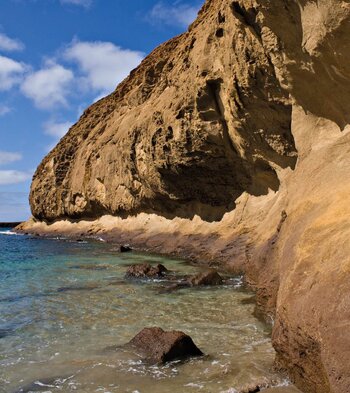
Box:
[0,223,22,228]
[0,229,290,393]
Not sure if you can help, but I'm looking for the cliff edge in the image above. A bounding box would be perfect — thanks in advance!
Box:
[20,1,350,392]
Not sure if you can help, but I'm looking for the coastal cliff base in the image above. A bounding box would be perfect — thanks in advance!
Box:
[19,107,350,393]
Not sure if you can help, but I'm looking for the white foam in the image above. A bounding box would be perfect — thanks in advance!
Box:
[184,382,204,389]
[35,380,55,388]
[0,230,22,236]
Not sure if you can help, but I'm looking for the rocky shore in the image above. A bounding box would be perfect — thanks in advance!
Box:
[18,0,350,392]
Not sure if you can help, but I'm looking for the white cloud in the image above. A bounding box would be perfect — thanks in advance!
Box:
[0,105,11,116]
[0,55,26,91]
[21,62,74,109]
[148,2,200,28]
[44,120,72,138]
[60,0,92,7]
[0,33,24,52]
[0,152,30,186]
[0,170,32,185]
[64,40,144,95]
[0,151,22,166]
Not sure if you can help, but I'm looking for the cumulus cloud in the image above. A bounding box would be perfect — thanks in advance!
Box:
[0,151,22,166]
[21,62,74,109]
[0,151,30,186]
[0,55,27,91]
[64,40,144,95]
[0,33,24,52]
[0,170,32,185]
[17,40,143,110]
[0,104,11,116]
[60,0,92,7]
[44,120,72,138]
[148,1,201,28]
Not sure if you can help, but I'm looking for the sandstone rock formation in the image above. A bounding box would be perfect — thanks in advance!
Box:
[21,0,350,392]
[29,0,298,223]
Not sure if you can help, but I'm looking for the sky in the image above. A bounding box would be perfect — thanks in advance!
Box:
[0,0,202,221]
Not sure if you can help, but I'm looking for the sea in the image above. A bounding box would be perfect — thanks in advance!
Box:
[0,228,293,393]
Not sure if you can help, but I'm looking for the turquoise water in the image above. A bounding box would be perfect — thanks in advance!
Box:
[0,229,289,393]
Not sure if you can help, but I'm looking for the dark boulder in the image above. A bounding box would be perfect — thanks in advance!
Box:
[128,327,203,363]
[158,282,191,293]
[125,263,168,278]
[188,269,223,286]
[120,245,132,252]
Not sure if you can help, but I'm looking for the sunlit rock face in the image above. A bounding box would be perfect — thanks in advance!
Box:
[29,0,298,222]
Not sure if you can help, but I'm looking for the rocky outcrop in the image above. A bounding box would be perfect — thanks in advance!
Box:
[22,0,350,392]
[127,327,203,363]
[125,263,168,278]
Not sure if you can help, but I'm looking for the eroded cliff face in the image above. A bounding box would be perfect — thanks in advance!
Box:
[30,0,297,222]
[24,1,350,392]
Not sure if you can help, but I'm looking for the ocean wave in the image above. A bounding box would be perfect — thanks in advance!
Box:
[0,230,23,236]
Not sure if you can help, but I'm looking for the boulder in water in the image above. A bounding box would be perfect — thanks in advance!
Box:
[128,327,203,363]
[120,245,132,253]
[125,263,168,278]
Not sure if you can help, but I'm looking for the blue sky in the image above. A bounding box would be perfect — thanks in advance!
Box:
[0,0,202,221]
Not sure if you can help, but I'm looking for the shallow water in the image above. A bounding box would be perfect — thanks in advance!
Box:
[0,229,291,393]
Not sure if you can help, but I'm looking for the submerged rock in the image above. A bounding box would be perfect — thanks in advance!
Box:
[125,263,168,278]
[238,383,269,393]
[158,269,224,293]
[57,283,100,292]
[13,376,71,393]
[68,263,111,270]
[189,269,223,286]
[128,327,203,363]
[0,328,12,339]
[159,282,191,294]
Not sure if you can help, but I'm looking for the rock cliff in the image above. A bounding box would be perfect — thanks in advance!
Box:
[22,1,350,392]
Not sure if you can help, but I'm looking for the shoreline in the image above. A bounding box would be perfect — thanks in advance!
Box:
[13,221,301,393]
[17,112,350,391]
[15,208,265,288]
[17,163,350,393]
